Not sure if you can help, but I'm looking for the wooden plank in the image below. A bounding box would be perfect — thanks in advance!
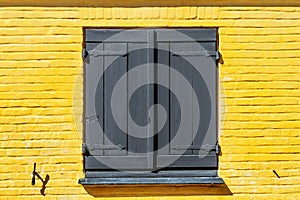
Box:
[86,29,122,42]
[196,42,216,52]
[157,154,217,168]
[85,156,148,170]
[170,42,193,155]
[85,170,217,178]
[86,29,217,43]
[186,43,217,156]
[86,29,148,43]
[85,43,104,156]
[147,29,156,170]
[127,41,149,156]
[156,29,217,42]
[103,42,128,156]
[157,42,170,156]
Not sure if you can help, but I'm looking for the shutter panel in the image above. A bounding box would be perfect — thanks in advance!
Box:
[156,29,218,168]
[84,29,155,171]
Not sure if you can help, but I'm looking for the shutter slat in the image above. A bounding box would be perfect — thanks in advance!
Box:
[127,41,150,156]
[157,42,170,156]
[157,154,217,168]
[170,42,193,155]
[85,43,104,156]
[85,156,149,170]
[104,42,128,156]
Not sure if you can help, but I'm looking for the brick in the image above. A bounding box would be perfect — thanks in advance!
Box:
[220,27,300,35]
[0,52,80,60]
[221,35,300,43]
[222,82,299,89]
[221,146,300,154]
[221,129,299,137]
[224,105,300,113]
[223,113,300,121]
[0,35,82,44]
[223,90,300,98]
[220,137,300,146]
[0,10,80,19]
[0,27,82,36]
[220,42,300,50]
[221,66,300,74]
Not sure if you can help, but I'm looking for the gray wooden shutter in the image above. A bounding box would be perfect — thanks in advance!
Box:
[156,29,218,168]
[84,28,218,172]
[84,29,155,171]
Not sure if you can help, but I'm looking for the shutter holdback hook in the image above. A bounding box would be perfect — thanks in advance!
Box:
[31,163,50,196]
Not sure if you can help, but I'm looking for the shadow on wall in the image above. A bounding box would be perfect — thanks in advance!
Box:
[82,184,232,197]
[0,0,300,7]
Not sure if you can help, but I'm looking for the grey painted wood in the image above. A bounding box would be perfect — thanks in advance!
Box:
[147,30,156,170]
[84,28,218,171]
[157,154,217,168]
[156,29,217,42]
[195,42,216,52]
[85,156,148,170]
[85,43,104,156]
[86,29,148,43]
[175,29,217,41]
[186,42,217,156]
[127,41,149,156]
[86,29,217,43]
[170,42,193,155]
[85,43,99,51]
[85,170,217,178]
[103,42,128,156]
[79,176,224,185]
[157,42,170,157]
[86,29,122,42]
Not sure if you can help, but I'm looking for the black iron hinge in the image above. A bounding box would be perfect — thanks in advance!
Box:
[216,50,221,63]
[82,143,126,155]
[82,48,88,60]
[215,143,221,156]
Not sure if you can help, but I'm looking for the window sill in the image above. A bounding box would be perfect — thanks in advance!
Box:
[79,176,224,185]
[78,173,230,197]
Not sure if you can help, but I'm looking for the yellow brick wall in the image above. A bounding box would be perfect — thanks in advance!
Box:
[0,1,299,200]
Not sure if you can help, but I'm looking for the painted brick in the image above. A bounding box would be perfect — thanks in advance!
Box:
[0,3,299,200]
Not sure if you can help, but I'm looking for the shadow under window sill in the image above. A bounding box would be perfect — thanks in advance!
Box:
[79,176,232,197]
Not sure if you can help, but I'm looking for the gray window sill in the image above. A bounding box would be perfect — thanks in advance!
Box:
[78,176,224,185]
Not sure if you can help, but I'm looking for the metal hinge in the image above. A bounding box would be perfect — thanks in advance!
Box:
[82,143,126,154]
[82,48,88,60]
[85,115,100,123]
[172,50,216,57]
[172,50,221,63]
[83,48,128,58]
[216,50,221,63]
[172,143,221,155]
[215,143,221,156]
[172,144,216,153]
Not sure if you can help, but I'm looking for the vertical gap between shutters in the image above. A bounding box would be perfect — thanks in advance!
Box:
[102,43,105,156]
[153,34,159,172]
[126,42,129,156]
[147,29,156,171]
[168,42,171,156]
